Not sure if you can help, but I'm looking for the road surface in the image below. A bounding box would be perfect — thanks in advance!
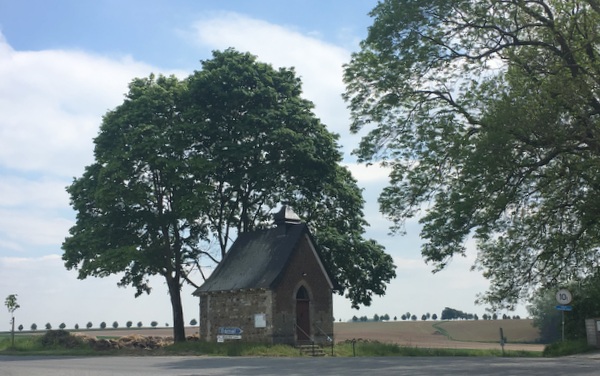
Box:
[1,355,599,376]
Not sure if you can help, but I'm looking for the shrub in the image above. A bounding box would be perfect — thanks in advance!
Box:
[126,321,133,328]
[18,324,23,331]
[190,318,198,326]
[45,323,52,330]
[100,322,107,329]
[151,321,158,328]
[137,321,143,328]
[86,322,93,329]
[543,340,594,357]
[75,324,79,330]
[59,323,66,329]
[39,330,83,348]
[31,323,37,331]
[112,321,119,329]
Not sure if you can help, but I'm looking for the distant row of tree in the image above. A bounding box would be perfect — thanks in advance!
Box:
[16,319,200,332]
[349,308,522,322]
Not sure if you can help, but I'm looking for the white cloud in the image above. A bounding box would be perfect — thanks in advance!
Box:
[189,12,360,157]
[0,176,69,209]
[0,34,157,178]
[345,162,392,184]
[0,208,72,249]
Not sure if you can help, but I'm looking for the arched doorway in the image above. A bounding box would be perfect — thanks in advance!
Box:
[296,286,310,341]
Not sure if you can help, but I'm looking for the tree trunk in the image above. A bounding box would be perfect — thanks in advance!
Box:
[11,316,15,348]
[166,276,186,343]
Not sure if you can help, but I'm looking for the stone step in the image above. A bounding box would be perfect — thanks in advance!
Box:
[297,344,327,357]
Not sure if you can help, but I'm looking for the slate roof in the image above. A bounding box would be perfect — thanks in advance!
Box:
[194,225,304,293]
[194,206,334,294]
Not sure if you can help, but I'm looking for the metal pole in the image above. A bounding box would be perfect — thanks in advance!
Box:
[562,310,565,342]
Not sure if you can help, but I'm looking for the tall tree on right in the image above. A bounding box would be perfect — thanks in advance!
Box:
[344,0,600,310]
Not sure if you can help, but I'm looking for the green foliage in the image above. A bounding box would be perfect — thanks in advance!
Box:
[39,330,83,349]
[344,0,600,309]
[543,340,595,357]
[4,294,19,314]
[45,323,52,330]
[137,321,143,328]
[189,318,197,326]
[30,323,37,331]
[100,322,106,329]
[62,47,395,342]
[150,321,158,328]
[530,273,600,342]
[112,321,119,329]
[86,322,93,329]
[59,323,66,329]
[441,307,476,320]
[18,324,23,331]
[528,289,562,343]
[126,321,133,328]
[74,324,79,330]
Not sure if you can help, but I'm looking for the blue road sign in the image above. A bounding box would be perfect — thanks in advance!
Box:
[218,327,243,335]
[556,305,573,311]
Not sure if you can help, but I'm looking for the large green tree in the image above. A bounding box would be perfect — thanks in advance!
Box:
[344,0,600,309]
[183,50,395,307]
[63,49,395,342]
[63,74,208,342]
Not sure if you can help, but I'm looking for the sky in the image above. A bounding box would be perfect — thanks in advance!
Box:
[0,0,528,332]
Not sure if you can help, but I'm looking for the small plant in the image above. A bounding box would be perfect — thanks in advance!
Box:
[151,321,158,328]
[86,322,93,329]
[40,330,83,349]
[112,321,119,329]
[5,294,20,347]
[100,322,106,329]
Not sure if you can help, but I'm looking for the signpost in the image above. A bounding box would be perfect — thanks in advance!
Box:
[217,327,243,342]
[555,289,573,341]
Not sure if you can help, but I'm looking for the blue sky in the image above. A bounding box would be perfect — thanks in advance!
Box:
[0,0,526,331]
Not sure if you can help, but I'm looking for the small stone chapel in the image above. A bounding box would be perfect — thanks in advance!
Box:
[193,205,335,345]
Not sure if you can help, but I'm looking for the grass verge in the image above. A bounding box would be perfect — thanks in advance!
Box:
[334,340,541,357]
[0,331,543,358]
[543,340,597,357]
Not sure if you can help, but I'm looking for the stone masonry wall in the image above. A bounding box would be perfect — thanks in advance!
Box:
[199,289,274,343]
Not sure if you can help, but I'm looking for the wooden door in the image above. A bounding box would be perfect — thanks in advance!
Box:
[296,299,310,341]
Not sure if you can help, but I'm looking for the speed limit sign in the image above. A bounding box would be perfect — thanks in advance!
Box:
[556,289,572,305]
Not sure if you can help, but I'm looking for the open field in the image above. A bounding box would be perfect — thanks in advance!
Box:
[333,319,544,352]
[3,319,545,352]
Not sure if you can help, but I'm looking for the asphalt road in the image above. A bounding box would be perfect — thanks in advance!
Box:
[1,355,599,376]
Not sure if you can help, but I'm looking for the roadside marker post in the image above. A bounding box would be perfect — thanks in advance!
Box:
[556,289,573,342]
